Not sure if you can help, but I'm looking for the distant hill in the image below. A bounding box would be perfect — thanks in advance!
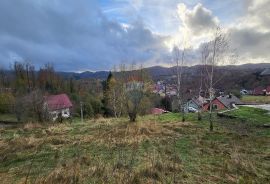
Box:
[59,63,270,80]
[5,63,269,81]
[58,71,110,80]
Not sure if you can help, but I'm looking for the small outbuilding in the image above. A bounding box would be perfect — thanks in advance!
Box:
[44,94,73,121]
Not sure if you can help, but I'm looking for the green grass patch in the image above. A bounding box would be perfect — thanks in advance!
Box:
[226,106,270,125]
[0,113,17,122]
[241,95,270,104]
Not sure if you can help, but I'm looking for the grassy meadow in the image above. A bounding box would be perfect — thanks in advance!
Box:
[241,95,270,104]
[0,107,269,183]
[0,114,17,122]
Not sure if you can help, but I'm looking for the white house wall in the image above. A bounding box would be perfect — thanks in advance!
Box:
[49,108,70,121]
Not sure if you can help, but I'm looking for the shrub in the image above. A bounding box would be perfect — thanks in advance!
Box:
[84,102,94,118]
[0,93,15,113]
[231,89,242,98]
[139,96,153,115]
[84,94,103,118]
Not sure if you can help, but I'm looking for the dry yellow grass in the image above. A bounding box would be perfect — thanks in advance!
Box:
[23,123,43,130]
[0,113,269,183]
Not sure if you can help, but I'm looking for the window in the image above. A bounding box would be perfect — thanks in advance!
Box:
[53,112,58,118]
[212,104,218,110]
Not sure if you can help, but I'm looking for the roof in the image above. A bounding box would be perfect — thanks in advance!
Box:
[260,68,270,76]
[151,108,168,115]
[253,86,265,94]
[45,94,72,111]
[127,76,143,82]
[216,95,242,108]
[191,96,207,107]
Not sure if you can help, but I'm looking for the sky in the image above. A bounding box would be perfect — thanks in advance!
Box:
[0,0,269,71]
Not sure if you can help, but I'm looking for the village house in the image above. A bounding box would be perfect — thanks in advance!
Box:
[152,81,177,97]
[126,76,144,91]
[253,86,266,96]
[150,108,168,115]
[203,94,243,111]
[260,68,270,76]
[252,85,270,96]
[44,94,73,121]
[0,87,13,93]
[184,96,207,112]
[266,86,270,95]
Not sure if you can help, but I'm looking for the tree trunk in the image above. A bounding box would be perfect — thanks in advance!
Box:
[182,109,185,122]
[197,111,202,121]
[209,36,217,132]
[209,112,213,131]
[209,99,213,131]
[129,112,136,122]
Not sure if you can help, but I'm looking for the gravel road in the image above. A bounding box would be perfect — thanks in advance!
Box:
[243,104,270,112]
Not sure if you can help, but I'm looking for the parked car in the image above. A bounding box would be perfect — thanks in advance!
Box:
[188,107,198,113]
[240,89,248,95]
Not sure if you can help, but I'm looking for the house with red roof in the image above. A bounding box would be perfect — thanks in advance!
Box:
[203,95,243,111]
[203,98,226,111]
[125,76,144,91]
[150,108,168,115]
[266,86,270,95]
[253,86,266,96]
[184,96,207,112]
[44,94,73,121]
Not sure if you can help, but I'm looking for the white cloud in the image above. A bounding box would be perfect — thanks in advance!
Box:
[227,0,270,63]
[236,0,270,31]
[165,3,219,51]
[178,3,219,36]
[169,1,270,64]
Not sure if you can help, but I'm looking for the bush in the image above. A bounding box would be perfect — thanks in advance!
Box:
[231,89,242,99]
[83,94,103,117]
[72,93,103,118]
[14,90,45,122]
[90,97,103,114]
[0,93,15,113]
[84,103,94,118]
[161,96,172,111]
[139,96,153,115]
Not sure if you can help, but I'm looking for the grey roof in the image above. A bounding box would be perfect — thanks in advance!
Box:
[191,96,206,107]
[217,95,243,108]
[260,68,270,76]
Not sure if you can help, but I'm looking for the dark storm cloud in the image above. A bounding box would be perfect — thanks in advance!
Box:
[229,28,270,59]
[0,0,168,71]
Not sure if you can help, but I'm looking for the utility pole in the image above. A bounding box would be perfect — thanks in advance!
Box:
[80,101,83,123]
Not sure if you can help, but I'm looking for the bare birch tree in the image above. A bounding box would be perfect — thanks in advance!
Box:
[197,57,204,121]
[173,45,186,122]
[203,27,237,131]
[107,65,126,118]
